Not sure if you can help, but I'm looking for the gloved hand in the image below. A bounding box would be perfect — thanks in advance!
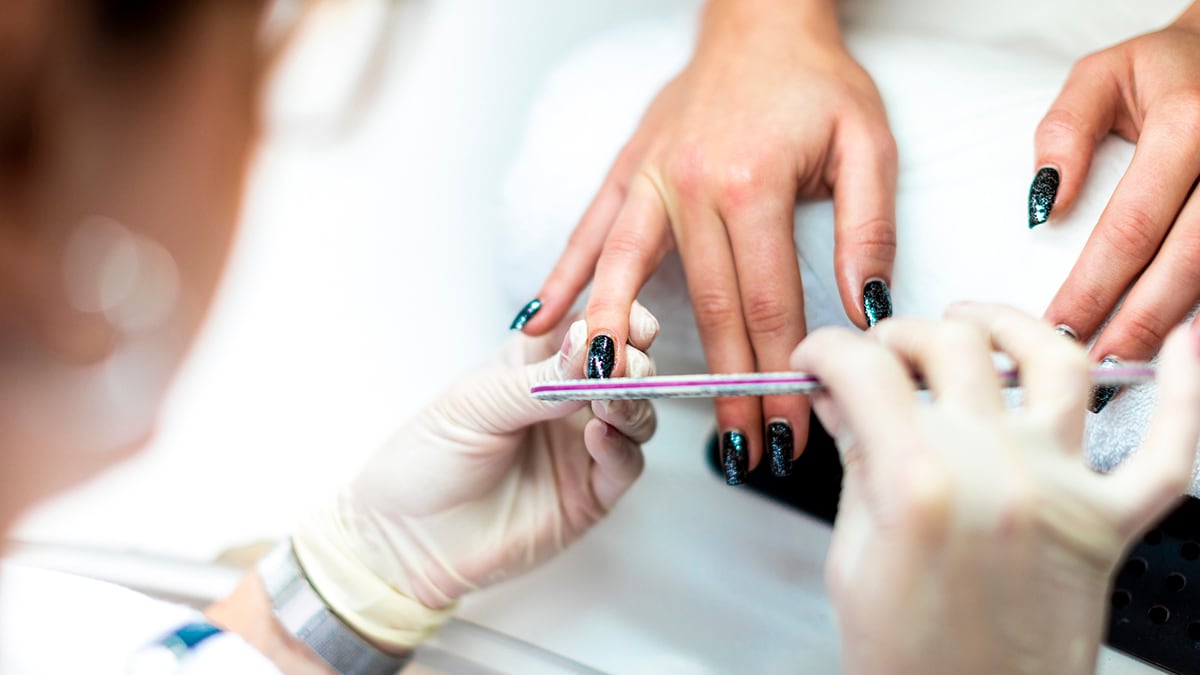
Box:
[791,303,1200,674]
[293,304,659,651]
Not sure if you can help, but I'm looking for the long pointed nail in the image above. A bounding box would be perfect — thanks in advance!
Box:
[586,334,615,379]
[509,298,542,331]
[1028,167,1060,228]
[768,421,793,478]
[722,430,748,485]
[1055,324,1078,341]
[863,279,893,327]
[1088,357,1121,414]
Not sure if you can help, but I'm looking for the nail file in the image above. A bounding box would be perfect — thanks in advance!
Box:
[530,363,1156,401]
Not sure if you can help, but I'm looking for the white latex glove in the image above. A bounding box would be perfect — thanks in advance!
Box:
[790,302,1200,675]
[293,304,659,651]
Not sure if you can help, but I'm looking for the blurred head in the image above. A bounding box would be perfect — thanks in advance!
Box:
[0,0,269,527]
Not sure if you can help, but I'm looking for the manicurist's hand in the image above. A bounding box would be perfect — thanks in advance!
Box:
[792,303,1200,674]
[290,303,659,653]
[1031,4,1200,411]
[515,0,897,483]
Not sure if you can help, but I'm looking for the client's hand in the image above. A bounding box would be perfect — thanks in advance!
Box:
[1032,7,1200,411]
[792,303,1200,674]
[519,0,896,482]
[293,303,659,650]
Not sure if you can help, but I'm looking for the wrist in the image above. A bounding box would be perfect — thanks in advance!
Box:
[699,0,845,53]
[1173,2,1200,31]
[204,571,334,675]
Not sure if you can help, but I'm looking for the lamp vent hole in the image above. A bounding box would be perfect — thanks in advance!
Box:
[1165,572,1187,593]
[1148,605,1171,625]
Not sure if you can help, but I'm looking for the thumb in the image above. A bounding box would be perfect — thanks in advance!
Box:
[454,320,590,434]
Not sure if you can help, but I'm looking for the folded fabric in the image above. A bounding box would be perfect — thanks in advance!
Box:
[498,1,1200,493]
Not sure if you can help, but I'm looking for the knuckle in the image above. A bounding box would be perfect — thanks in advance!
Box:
[601,227,653,262]
[991,478,1038,537]
[1037,107,1091,145]
[932,320,987,352]
[690,287,743,331]
[715,160,771,214]
[895,459,954,539]
[1070,51,1110,79]
[1101,207,1163,255]
[841,219,898,263]
[665,141,709,202]
[1113,307,1171,357]
[741,291,795,340]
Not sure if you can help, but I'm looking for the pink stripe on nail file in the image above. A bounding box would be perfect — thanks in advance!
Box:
[530,363,1156,401]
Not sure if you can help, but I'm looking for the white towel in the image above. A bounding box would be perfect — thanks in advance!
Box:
[498,1,1200,493]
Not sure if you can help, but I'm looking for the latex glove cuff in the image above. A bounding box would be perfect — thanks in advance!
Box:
[288,501,458,654]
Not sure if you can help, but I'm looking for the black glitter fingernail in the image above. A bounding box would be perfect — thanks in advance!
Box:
[586,334,615,379]
[768,422,793,478]
[1088,357,1121,414]
[509,298,542,331]
[1054,324,1078,341]
[1028,167,1060,228]
[863,279,893,327]
[722,431,748,485]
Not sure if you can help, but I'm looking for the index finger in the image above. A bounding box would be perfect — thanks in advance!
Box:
[831,119,898,328]
[1045,112,1200,342]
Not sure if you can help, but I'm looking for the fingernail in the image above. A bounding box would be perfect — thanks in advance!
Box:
[1054,324,1078,341]
[1088,356,1121,414]
[586,334,615,379]
[863,279,893,327]
[509,298,542,331]
[1191,319,1200,358]
[1028,167,1060,228]
[767,421,793,478]
[722,430,748,486]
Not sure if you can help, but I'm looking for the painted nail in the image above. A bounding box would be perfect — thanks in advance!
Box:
[509,298,542,331]
[863,279,893,327]
[767,422,793,478]
[586,334,615,379]
[1088,357,1121,414]
[722,430,748,486]
[1054,324,1078,341]
[1028,167,1060,228]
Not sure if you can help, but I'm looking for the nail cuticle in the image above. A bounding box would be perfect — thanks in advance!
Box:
[767,422,793,478]
[509,298,543,331]
[586,334,616,379]
[863,279,893,328]
[1054,324,1078,341]
[722,430,748,486]
[1028,167,1060,228]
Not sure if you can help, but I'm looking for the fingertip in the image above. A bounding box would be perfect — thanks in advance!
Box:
[624,346,656,379]
[520,295,569,335]
[834,234,896,329]
[585,329,620,379]
[585,302,636,378]
[628,300,660,350]
[1027,165,1062,228]
[555,320,589,379]
[584,417,646,491]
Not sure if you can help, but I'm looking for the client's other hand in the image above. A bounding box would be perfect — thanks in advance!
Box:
[792,303,1200,674]
[1032,7,1200,411]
